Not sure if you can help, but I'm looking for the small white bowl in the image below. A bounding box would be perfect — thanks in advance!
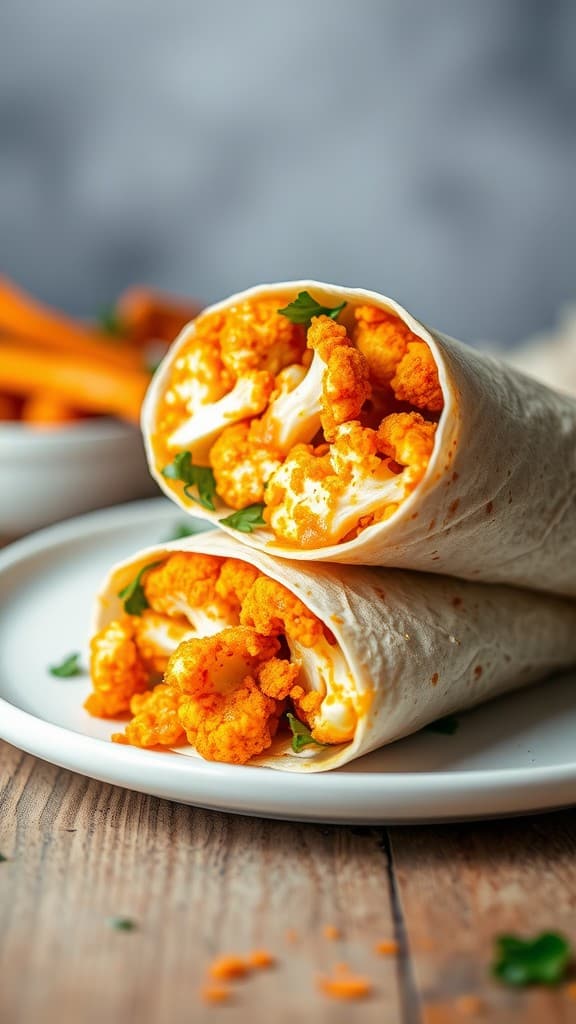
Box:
[0,418,158,540]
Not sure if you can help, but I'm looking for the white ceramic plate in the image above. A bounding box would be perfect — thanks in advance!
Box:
[1,499,576,824]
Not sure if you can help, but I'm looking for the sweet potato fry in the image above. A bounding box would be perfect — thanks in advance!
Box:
[117,286,201,345]
[0,341,149,423]
[0,276,144,371]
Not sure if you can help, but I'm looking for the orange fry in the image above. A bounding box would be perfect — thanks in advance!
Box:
[117,286,201,345]
[21,393,81,426]
[0,341,149,423]
[0,276,144,371]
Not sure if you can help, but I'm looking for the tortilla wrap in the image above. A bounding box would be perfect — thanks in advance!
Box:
[89,531,576,773]
[142,281,576,596]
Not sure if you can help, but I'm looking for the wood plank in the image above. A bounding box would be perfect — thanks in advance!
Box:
[0,741,404,1024]
[388,816,576,1023]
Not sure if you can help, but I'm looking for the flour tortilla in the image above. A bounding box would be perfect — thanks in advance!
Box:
[143,281,576,596]
[94,531,576,773]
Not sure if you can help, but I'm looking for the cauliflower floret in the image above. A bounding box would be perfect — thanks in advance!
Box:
[321,344,372,441]
[154,313,234,460]
[210,421,281,509]
[265,422,406,547]
[132,611,194,674]
[391,340,444,413]
[257,359,323,451]
[178,680,284,764]
[86,618,150,718]
[257,658,301,699]
[166,626,280,695]
[377,412,437,489]
[306,314,349,361]
[240,577,324,648]
[219,298,306,376]
[167,370,275,459]
[215,559,262,611]
[305,315,371,441]
[164,627,283,764]
[352,305,416,387]
[112,684,187,748]
[144,553,236,632]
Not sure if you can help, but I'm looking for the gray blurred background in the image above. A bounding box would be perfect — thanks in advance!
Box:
[2,0,575,346]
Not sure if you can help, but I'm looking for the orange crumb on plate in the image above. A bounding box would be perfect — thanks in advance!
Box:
[318,965,373,1001]
[566,982,576,1000]
[375,939,398,956]
[285,928,298,944]
[201,984,232,1004]
[323,925,341,941]
[454,994,485,1015]
[248,949,276,969]
[209,955,250,981]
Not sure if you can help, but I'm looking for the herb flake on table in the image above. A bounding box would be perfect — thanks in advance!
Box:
[277,291,347,326]
[162,451,217,511]
[424,715,459,735]
[97,306,125,337]
[0,853,8,863]
[220,503,266,533]
[492,931,572,986]
[287,713,327,754]
[118,561,163,616]
[108,916,138,932]
[49,652,83,678]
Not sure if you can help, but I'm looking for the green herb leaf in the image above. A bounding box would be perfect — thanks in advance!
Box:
[220,503,266,533]
[492,932,571,987]
[97,305,125,337]
[164,522,203,541]
[0,853,8,863]
[162,451,216,511]
[108,916,137,932]
[49,652,83,678]
[286,713,327,754]
[424,715,459,735]
[118,561,163,616]
[277,291,347,326]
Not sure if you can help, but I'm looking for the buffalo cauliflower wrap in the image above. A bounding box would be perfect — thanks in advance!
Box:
[88,531,576,772]
[143,281,576,596]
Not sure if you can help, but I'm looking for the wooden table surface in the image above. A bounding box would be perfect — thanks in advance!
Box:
[2,741,576,1023]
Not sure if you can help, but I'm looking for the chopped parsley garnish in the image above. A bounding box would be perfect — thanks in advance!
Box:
[162,451,217,511]
[164,522,204,541]
[118,561,163,616]
[49,652,83,678]
[277,291,347,326]
[424,715,459,735]
[97,305,125,337]
[108,916,137,932]
[492,932,571,987]
[286,713,326,753]
[220,503,266,533]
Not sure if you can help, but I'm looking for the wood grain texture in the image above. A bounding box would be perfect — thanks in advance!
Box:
[1,737,576,1024]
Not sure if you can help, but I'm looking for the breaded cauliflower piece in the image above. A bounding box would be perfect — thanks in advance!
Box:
[240,577,324,648]
[164,627,283,764]
[132,611,193,674]
[178,680,284,764]
[391,340,443,413]
[219,298,306,376]
[257,658,301,700]
[86,618,150,718]
[377,412,437,488]
[167,369,276,457]
[257,360,323,452]
[305,315,371,440]
[215,559,262,610]
[265,422,407,546]
[352,305,417,387]
[210,421,281,509]
[144,553,236,631]
[112,684,187,748]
